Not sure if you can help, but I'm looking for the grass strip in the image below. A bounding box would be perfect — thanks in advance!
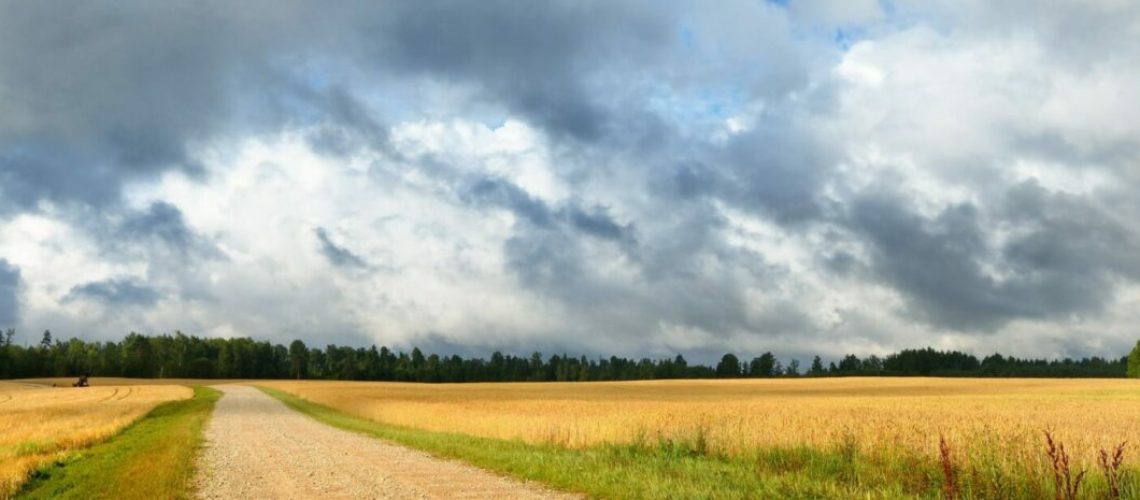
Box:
[259,386,920,499]
[17,386,221,500]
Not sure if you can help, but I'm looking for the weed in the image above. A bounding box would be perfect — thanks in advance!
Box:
[1099,441,1126,499]
[1045,430,1086,500]
[939,435,959,500]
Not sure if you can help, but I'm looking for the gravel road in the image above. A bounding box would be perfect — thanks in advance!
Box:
[195,385,578,499]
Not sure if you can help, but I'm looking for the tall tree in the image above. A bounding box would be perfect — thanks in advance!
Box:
[1128,340,1140,378]
[809,356,825,376]
[748,352,776,377]
[121,332,154,378]
[786,359,800,376]
[289,339,308,379]
[716,353,741,378]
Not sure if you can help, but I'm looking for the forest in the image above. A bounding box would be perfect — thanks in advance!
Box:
[0,329,1132,381]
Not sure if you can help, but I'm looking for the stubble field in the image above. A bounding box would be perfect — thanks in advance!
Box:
[0,381,190,497]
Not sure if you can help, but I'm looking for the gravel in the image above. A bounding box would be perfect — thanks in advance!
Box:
[195,385,579,500]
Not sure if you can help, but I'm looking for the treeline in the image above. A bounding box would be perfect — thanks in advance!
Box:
[0,329,1130,381]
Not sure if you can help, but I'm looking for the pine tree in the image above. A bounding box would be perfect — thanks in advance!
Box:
[809,355,825,375]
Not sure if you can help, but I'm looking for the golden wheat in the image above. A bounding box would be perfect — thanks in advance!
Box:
[0,381,191,498]
[262,377,1140,470]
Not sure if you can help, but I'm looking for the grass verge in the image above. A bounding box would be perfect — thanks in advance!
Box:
[17,386,221,500]
[259,386,928,499]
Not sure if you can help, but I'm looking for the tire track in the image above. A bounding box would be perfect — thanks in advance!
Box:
[98,388,120,402]
[115,387,134,400]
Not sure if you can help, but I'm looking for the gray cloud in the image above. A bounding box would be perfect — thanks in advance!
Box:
[464,177,636,246]
[109,202,224,267]
[301,86,390,158]
[846,181,1140,332]
[65,278,161,307]
[720,111,838,224]
[0,1,679,214]
[466,177,555,228]
[370,1,673,144]
[2,1,1139,359]
[315,228,369,270]
[120,202,196,250]
[0,259,20,326]
[848,192,1016,330]
[0,2,252,210]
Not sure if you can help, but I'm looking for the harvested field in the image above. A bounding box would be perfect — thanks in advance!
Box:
[14,377,247,387]
[0,381,191,497]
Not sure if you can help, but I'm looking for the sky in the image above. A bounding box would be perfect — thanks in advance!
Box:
[1,0,1139,362]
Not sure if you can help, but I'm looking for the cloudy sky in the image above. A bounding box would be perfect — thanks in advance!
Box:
[2,1,1138,361]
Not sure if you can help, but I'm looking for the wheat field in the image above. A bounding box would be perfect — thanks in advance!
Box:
[262,378,1140,475]
[0,381,191,498]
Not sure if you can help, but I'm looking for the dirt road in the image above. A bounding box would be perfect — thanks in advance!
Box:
[195,385,577,499]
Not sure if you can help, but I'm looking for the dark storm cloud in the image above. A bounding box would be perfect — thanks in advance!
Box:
[465,175,642,308]
[999,181,1140,306]
[0,149,121,214]
[471,172,805,342]
[849,192,1016,330]
[463,176,759,340]
[503,228,586,293]
[300,86,390,157]
[370,1,672,143]
[4,0,1139,357]
[315,227,369,269]
[568,207,630,243]
[0,0,711,348]
[847,181,1140,331]
[464,176,636,246]
[466,177,555,228]
[115,201,221,262]
[0,1,676,213]
[655,162,720,200]
[0,259,20,326]
[716,99,839,224]
[65,278,161,307]
[0,2,263,210]
[120,202,196,249]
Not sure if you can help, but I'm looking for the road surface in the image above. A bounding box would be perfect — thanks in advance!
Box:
[195,385,577,499]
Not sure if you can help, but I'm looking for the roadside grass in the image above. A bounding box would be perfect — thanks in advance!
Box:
[260,386,937,498]
[16,386,220,500]
[0,384,190,497]
[262,386,1140,499]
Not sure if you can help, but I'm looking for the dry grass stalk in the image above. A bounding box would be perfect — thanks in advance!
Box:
[939,435,958,500]
[1045,430,1086,500]
[1098,441,1126,499]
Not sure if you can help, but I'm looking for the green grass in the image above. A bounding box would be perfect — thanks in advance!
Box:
[17,386,221,500]
[259,386,936,499]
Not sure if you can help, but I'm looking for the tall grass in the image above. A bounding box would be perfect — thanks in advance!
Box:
[1099,441,1127,499]
[258,378,1140,465]
[264,384,1139,499]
